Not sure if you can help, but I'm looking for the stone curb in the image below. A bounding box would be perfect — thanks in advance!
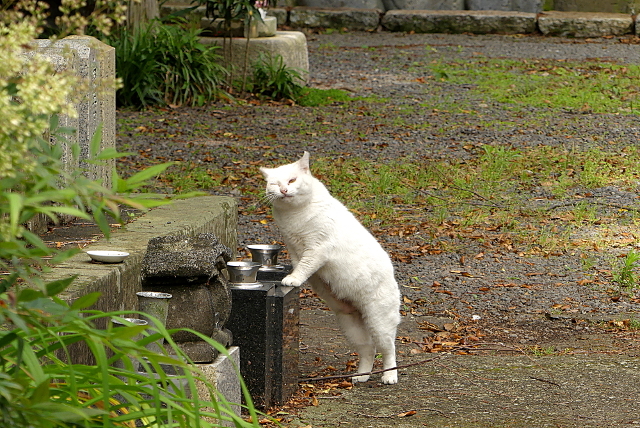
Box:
[162,4,640,37]
[380,9,537,34]
[285,7,638,37]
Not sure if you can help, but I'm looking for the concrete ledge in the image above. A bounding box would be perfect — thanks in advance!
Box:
[290,6,383,30]
[538,11,634,37]
[382,9,537,33]
[48,195,238,313]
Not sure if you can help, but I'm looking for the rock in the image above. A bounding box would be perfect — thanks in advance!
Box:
[467,0,542,13]
[141,233,232,285]
[297,0,385,9]
[537,11,633,37]
[381,9,537,34]
[141,233,233,362]
[290,7,382,31]
[381,0,465,10]
[553,0,636,13]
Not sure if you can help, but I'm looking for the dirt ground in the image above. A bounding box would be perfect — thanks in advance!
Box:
[104,30,640,427]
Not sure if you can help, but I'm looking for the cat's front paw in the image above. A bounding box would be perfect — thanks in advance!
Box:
[381,370,398,385]
[281,275,303,287]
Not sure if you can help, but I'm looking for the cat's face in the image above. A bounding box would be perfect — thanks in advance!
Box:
[260,152,311,205]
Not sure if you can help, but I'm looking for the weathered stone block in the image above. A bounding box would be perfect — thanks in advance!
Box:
[382,9,537,34]
[553,0,639,13]
[197,346,241,426]
[200,31,309,84]
[466,0,541,12]
[298,0,385,9]
[290,7,382,30]
[29,36,115,189]
[141,233,233,362]
[384,0,464,9]
[49,196,238,365]
[538,11,633,37]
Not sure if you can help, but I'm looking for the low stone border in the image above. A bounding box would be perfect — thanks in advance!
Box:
[282,7,639,37]
[161,3,640,37]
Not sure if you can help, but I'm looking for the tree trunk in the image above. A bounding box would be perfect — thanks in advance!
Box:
[127,0,160,29]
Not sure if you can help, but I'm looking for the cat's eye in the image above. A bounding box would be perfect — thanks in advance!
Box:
[288,178,297,184]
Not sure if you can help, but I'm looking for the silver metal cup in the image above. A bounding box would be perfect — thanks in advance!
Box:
[226,261,262,284]
[247,244,282,268]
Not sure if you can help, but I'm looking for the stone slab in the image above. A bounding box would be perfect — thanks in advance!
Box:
[553,0,639,13]
[30,36,116,189]
[197,346,242,427]
[538,11,634,37]
[297,0,385,9]
[200,31,309,84]
[290,7,382,30]
[467,0,542,13]
[383,0,464,9]
[382,9,537,34]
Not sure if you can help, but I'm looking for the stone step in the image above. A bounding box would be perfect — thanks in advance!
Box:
[537,11,634,37]
[162,4,639,37]
[381,9,537,34]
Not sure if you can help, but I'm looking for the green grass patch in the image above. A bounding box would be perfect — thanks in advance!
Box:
[296,87,388,107]
[428,58,640,114]
[161,163,223,193]
[309,145,640,251]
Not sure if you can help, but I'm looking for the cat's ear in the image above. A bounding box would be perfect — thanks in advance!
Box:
[259,167,271,178]
[298,151,310,173]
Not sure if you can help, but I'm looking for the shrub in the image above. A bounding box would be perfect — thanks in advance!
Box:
[250,52,304,101]
[1,10,261,428]
[105,19,228,108]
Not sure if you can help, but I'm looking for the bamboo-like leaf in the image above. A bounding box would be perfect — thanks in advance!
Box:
[0,331,19,349]
[45,276,76,297]
[70,292,101,310]
[0,273,18,293]
[89,123,104,158]
[5,192,23,235]
[18,288,44,302]
[121,162,174,188]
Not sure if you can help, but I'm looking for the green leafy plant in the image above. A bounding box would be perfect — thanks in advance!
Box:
[250,52,304,101]
[104,19,227,108]
[612,250,640,291]
[1,13,261,427]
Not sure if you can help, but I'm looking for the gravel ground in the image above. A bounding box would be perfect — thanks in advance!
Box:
[116,31,640,421]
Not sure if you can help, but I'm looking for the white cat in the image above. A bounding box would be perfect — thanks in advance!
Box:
[259,152,401,384]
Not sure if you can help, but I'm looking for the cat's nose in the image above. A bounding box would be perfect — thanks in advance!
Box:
[280,187,288,194]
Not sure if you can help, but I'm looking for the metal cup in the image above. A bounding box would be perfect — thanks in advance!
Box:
[226,261,261,284]
[247,244,282,268]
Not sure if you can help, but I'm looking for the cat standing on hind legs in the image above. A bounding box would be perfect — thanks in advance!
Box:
[259,151,401,384]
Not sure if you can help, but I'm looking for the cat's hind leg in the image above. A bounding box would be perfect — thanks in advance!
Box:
[308,277,376,383]
[334,311,376,383]
[362,301,400,385]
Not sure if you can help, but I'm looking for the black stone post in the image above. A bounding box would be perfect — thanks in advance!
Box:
[226,273,299,409]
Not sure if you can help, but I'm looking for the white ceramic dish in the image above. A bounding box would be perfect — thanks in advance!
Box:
[87,250,129,263]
